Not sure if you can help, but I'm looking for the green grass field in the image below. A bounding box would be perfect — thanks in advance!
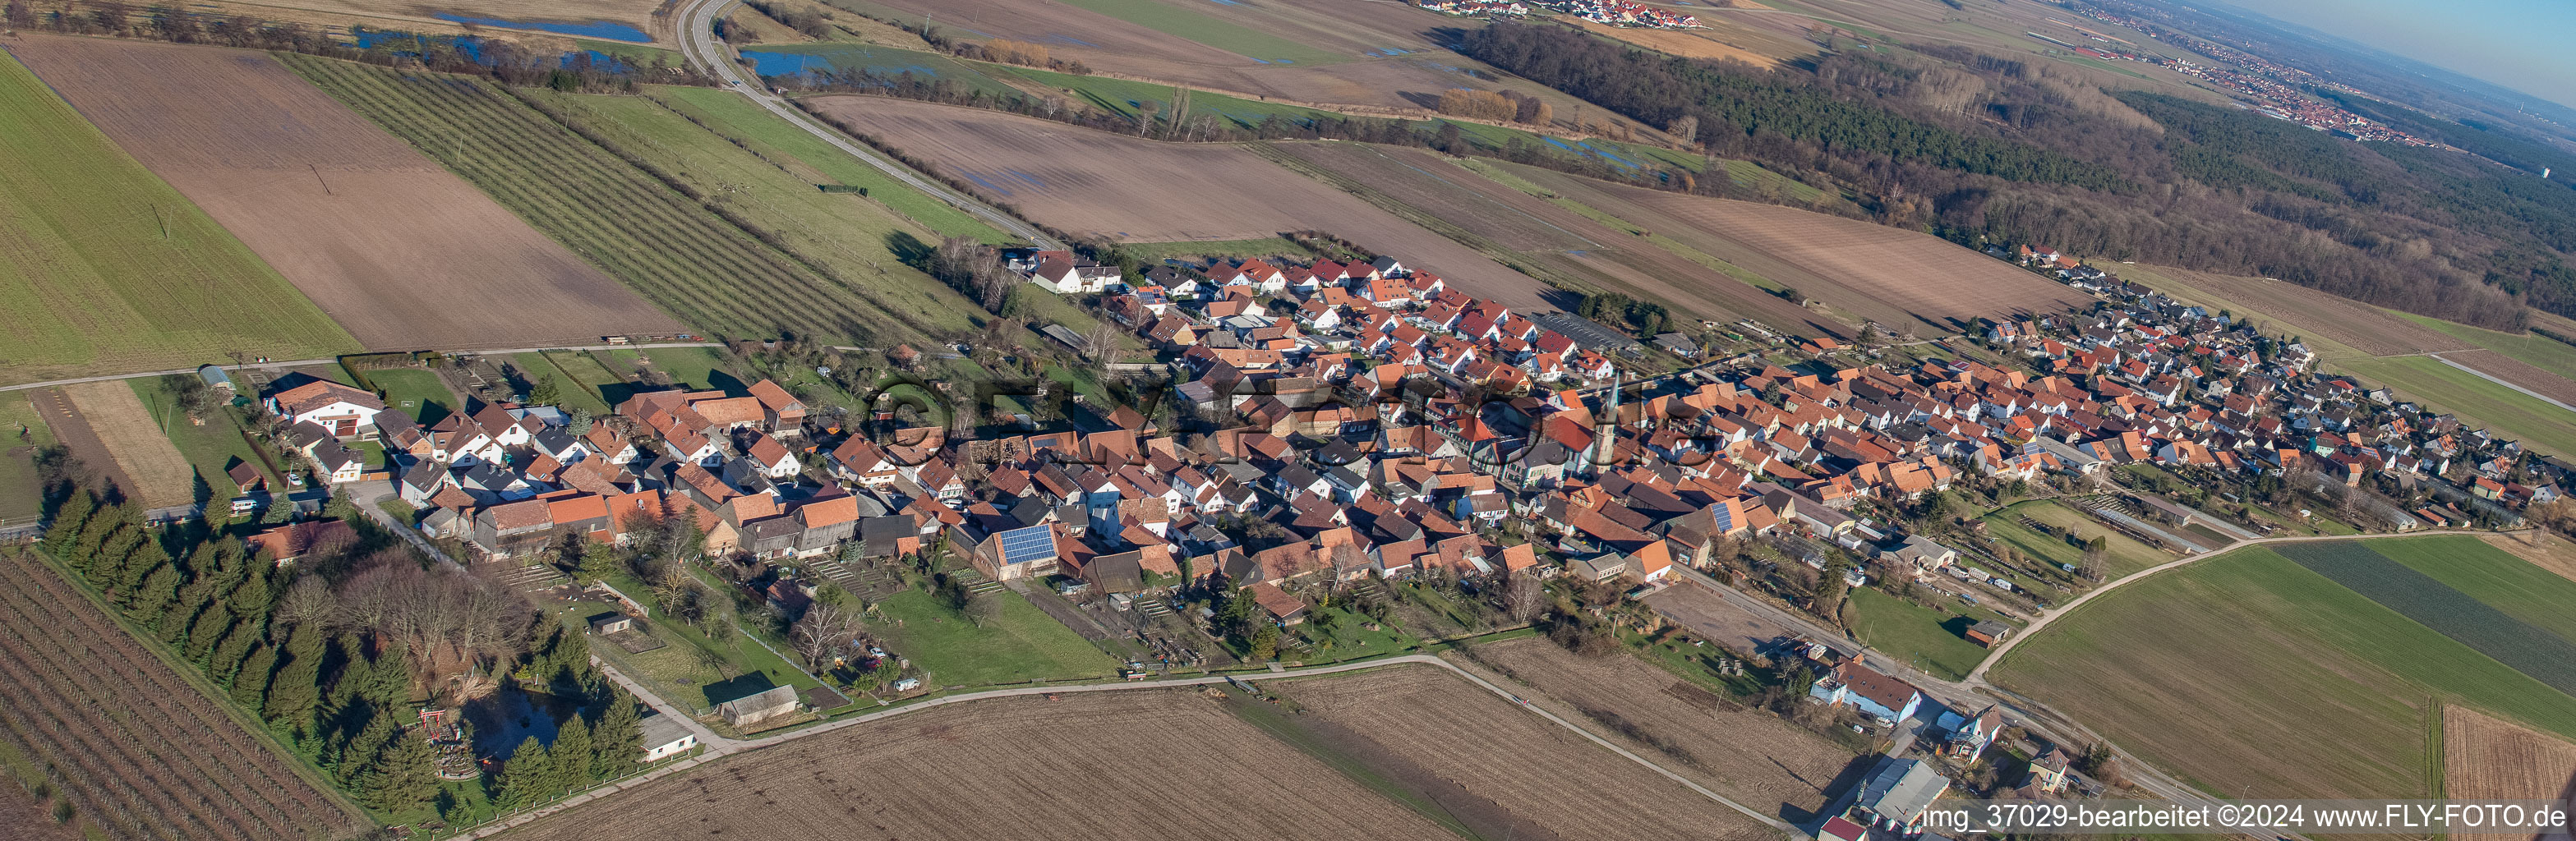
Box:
[1980,500,2171,581]
[1992,545,2576,800]
[509,352,612,416]
[1843,587,2005,681]
[653,85,1008,243]
[1049,0,1343,64]
[866,588,1119,687]
[282,56,962,348]
[0,393,58,523]
[364,368,463,425]
[2339,354,2576,459]
[2392,310,2576,384]
[128,377,288,499]
[537,350,633,411]
[609,346,744,394]
[0,51,357,385]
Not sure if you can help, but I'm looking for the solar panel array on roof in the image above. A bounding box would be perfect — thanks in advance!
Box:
[996,526,1056,566]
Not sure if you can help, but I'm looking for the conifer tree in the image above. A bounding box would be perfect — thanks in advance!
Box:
[208,616,265,685]
[589,694,643,777]
[336,714,399,784]
[264,622,326,724]
[357,728,440,812]
[230,644,278,710]
[89,526,144,588]
[42,492,94,549]
[115,540,168,600]
[67,503,124,572]
[551,715,594,788]
[493,736,553,809]
[127,562,183,623]
[183,603,234,663]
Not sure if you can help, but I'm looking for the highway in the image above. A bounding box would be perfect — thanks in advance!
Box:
[670,0,1065,251]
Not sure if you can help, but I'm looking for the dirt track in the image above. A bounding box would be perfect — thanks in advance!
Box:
[7,35,684,351]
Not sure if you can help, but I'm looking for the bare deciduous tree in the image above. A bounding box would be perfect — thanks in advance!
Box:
[788,604,862,668]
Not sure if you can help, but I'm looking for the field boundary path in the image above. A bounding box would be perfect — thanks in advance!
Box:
[462,654,1794,839]
[672,0,1064,252]
[2430,351,2576,414]
[0,342,721,393]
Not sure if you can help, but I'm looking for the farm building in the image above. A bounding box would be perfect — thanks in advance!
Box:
[1852,757,1951,831]
[1250,583,1308,625]
[587,613,635,636]
[1965,621,2012,647]
[638,712,698,762]
[716,685,800,728]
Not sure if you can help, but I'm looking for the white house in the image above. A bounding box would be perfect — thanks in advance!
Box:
[266,380,385,439]
[746,434,801,479]
[1029,254,1124,294]
[638,713,698,762]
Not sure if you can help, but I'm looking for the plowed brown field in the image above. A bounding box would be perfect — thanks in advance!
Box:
[499,687,1454,841]
[7,36,683,351]
[1279,143,1852,337]
[813,98,1551,308]
[1512,166,2094,333]
[1455,638,1856,821]
[1279,664,1780,841]
[2445,706,2576,841]
[0,549,367,840]
[2126,264,2471,359]
[58,383,194,511]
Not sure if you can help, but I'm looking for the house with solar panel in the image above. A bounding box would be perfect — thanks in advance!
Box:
[957,523,1064,581]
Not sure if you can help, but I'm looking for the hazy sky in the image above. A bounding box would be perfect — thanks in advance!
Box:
[2213,0,2576,110]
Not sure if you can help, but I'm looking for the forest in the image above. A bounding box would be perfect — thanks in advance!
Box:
[1460,22,2576,329]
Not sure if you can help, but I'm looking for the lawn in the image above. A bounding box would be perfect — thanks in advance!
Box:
[653,85,1008,243]
[0,393,57,523]
[1991,545,2576,801]
[2339,354,2576,459]
[1842,586,2007,682]
[570,573,833,715]
[127,376,288,500]
[1292,604,1419,660]
[0,50,357,385]
[511,352,612,416]
[537,350,632,411]
[611,346,745,394]
[1050,0,1345,65]
[364,368,463,425]
[865,587,1119,687]
[1980,500,2171,581]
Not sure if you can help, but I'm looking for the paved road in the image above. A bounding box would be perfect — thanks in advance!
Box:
[670,0,1065,251]
[0,342,722,394]
[463,653,1794,838]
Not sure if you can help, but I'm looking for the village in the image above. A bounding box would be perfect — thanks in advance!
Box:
[172,224,2568,835]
